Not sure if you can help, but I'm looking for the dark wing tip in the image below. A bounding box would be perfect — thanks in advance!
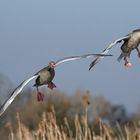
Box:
[0,107,3,116]
[88,61,97,71]
[0,102,6,116]
[89,66,92,71]
[89,55,101,71]
[89,64,94,71]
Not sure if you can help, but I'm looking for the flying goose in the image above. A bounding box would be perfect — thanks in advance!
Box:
[89,29,140,70]
[0,53,112,116]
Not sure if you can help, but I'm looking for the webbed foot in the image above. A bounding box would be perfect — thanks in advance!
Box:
[48,82,56,90]
[124,62,132,68]
[37,91,44,102]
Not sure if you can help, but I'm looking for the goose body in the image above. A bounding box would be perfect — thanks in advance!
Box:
[34,66,55,87]
[120,30,140,53]
[117,29,140,66]
[89,29,140,70]
[0,53,112,116]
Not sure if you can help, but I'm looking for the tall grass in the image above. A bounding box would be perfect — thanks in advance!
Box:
[6,106,140,140]
[1,89,140,140]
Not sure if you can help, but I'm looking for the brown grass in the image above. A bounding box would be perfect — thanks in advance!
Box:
[1,89,140,140]
[6,107,140,140]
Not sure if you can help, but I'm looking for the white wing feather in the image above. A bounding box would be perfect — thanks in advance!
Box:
[55,53,112,66]
[0,75,38,116]
[89,36,130,70]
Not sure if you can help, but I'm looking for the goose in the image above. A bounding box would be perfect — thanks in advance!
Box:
[89,29,140,70]
[0,53,112,116]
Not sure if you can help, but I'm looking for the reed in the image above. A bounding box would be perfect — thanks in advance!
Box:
[5,105,140,140]
[2,90,140,140]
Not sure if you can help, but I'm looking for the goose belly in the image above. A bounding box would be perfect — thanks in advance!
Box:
[39,71,54,85]
[121,38,139,53]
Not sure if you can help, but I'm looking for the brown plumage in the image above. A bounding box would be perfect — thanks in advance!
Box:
[34,61,56,101]
[118,29,140,67]
[89,29,140,70]
[0,53,112,116]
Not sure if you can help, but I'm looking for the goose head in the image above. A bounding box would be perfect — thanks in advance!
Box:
[48,61,56,69]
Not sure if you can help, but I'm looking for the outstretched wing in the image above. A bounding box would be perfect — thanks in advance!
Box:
[55,53,113,66]
[89,36,130,70]
[0,75,38,116]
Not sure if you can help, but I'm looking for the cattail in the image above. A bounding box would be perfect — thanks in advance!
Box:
[82,91,90,108]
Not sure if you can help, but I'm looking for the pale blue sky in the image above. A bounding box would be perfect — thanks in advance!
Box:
[0,0,140,113]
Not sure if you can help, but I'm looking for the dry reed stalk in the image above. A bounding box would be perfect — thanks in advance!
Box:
[115,122,125,140]
[98,118,103,137]
[102,124,112,140]
[60,125,68,140]
[19,124,32,140]
[7,104,140,140]
[93,135,103,140]
[64,117,72,139]
[124,125,130,140]
[87,127,92,140]
[51,105,56,123]
[15,113,33,140]
[16,112,22,140]
[74,114,83,140]
[81,93,90,140]
[5,121,14,140]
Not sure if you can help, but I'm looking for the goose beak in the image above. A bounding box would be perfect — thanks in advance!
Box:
[52,63,56,68]
[49,62,56,68]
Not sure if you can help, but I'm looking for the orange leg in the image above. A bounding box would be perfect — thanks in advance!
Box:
[48,82,56,90]
[36,87,44,102]
[124,57,132,68]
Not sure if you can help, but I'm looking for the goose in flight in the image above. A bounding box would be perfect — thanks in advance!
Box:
[89,29,140,70]
[0,53,112,116]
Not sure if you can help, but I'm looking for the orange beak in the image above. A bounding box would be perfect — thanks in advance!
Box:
[52,64,56,68]
[49,63,55,68]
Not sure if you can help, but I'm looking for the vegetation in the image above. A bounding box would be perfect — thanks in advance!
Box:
[0,89,140,140]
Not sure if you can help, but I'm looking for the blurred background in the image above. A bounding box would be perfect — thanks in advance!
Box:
[0,0,140,122]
